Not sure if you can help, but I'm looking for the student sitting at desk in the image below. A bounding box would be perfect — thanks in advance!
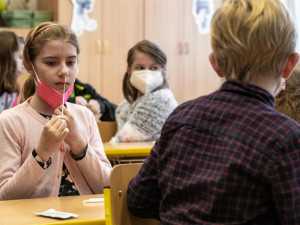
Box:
[0,22,111,200]
[67,78,117,121]
[110,40,178,143]
[127,0,300,223]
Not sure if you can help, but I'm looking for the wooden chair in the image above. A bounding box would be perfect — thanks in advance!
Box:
[104,163,159,225]
[97,121,117,143]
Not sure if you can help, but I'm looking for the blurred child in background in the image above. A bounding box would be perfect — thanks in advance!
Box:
[0,31,24,113]
[68,78,116,121]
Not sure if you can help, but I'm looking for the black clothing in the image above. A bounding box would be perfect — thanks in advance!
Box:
[68,79,116,121]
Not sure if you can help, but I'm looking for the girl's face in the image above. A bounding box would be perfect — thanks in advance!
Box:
[33,39,78,94]
[128,52,163,75]
[14,43,24,77]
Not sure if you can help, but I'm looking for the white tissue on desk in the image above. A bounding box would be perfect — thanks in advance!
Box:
[35,208,78,219]
[83,197,104,203]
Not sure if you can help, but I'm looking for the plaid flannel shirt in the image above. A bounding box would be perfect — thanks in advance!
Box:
[127,80,300,225]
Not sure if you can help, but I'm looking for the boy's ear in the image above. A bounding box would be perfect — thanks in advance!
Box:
[282,52,299,79]
[209,53,224,78]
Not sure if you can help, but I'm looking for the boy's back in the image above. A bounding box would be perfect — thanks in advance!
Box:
[127,0,300,224]
[151,80,300,223]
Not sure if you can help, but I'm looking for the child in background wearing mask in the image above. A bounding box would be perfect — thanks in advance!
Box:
[0,22,111,200]
[110,40,178,143]
[0,31,25,113]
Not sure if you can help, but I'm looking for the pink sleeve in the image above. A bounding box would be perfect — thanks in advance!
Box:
[12,95,18,107]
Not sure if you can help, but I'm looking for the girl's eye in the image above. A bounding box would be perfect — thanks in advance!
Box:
[135,66,144,70]
[46,61,56,66]
[150,66,158,71]
[67,61,76,66]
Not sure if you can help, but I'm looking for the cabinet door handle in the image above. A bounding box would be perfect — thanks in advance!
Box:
[178,43,183,55]
[97,40,102,54]
[103,40,108,54]
[184,43,189,55]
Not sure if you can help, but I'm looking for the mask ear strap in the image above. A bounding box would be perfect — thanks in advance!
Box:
[31,62,41,84]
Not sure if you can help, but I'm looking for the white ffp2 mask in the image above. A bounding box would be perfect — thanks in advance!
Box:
[130,70,163,95]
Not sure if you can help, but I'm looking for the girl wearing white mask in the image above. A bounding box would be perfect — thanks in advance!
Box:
[0,22,111,200]
[110,40,178,143]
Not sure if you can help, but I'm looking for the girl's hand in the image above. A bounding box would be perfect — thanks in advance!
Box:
[54,106,86,156]
[75,96,88,106]
[36,115,69,161]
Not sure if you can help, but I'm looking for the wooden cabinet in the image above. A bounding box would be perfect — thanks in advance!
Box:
[145,0,223,104]
[145,0,185,103]
[100,0,144,104]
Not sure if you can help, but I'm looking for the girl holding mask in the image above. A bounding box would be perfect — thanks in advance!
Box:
[110,40,178,143]
[0,22,111,200]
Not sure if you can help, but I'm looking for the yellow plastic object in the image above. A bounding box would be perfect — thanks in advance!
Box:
[103,142,154,158]
[104,187,113,225]
[105,147,151,157]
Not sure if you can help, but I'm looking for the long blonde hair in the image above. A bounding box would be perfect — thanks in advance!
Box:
[20,22,80,103]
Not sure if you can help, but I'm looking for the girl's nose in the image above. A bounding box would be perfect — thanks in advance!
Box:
[58,63,70,76]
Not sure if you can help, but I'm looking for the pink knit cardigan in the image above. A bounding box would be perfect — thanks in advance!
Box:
[0,100,111,200]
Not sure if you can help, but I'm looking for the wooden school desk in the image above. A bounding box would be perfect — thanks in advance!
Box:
[0,194,105,225]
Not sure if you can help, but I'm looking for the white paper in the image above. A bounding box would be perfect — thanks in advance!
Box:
[83,197,104,203]
[35,208,78,219]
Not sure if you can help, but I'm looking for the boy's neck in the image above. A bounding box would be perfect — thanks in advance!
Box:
[249,76,282,97]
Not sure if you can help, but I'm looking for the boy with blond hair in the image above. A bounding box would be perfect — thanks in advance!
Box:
[127,0,300,224]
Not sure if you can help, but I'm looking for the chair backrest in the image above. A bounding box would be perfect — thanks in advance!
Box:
[107,163,159,225]
[97,121,117,143]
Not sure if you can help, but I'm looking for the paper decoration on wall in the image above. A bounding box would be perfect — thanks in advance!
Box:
[192,0,214,35]
[70,0,97,37]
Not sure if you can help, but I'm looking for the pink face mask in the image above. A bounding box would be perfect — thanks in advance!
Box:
[32,63,74,109]
[37,79,74,109]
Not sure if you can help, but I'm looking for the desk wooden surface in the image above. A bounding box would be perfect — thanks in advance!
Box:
[0,194,105,225]
[103,142,155,157]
